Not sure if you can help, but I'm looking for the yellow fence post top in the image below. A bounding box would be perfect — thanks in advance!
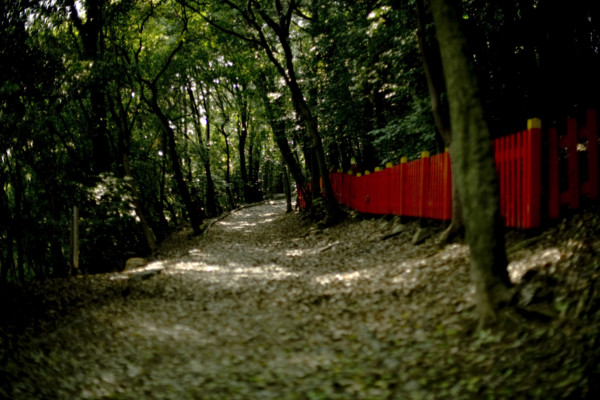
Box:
[347,170,353,175]
[401,156,408,163]
[337,168,343,173]
[527,118,541,129]
[385,162,393,168]
[445,147,449,152]
[374,167,381,172]
[421,151,430,158]
[365,170,370,175]
[356,172,362,177]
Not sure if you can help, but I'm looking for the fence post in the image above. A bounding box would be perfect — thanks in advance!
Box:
[400,157,408,216]
[495,135,504,221]
[566,117,580,209]
[548,126,560,219]
[364,170,372,214]
[584,109,598,200]
[443,150,452,220]
[70,206,79,275]
[371,166,385,215]
[345,170,353,208]
[385,162,393,214]
[355,172,363,213]
[526,118,542,228]
[419,151,431,218]
[517,130,524,228]
[507,133,515,227]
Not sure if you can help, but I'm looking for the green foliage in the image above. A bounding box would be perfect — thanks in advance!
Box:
[79,174,149,273]
[3,0,599,281]
[369,97,438,164]
[302,1,435,170]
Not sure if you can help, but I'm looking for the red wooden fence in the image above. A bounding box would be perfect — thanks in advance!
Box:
[298,110,600,229]
[494,119,542,228]
[548,109,599,218]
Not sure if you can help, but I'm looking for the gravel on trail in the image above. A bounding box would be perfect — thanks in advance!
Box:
[2,199,599,399]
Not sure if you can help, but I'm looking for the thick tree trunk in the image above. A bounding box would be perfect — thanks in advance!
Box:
[415,0,464,243]
[431,0,512,328]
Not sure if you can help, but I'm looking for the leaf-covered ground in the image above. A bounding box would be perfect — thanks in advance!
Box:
[2,199,600,399]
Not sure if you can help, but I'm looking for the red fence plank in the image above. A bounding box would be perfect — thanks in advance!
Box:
[582,109,599,200]
[418,152,431,219]
[567,118,580,209]
[525,119,542,228]
[548,126,560,219]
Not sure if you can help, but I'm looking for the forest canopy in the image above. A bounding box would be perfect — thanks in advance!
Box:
[1,0,599,282]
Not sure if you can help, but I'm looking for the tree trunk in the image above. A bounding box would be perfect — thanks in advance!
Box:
[200,89,219,217]
[89,88,112,174]
[415,0,464,243]
[431,0,512,328]
[214,90,236,209]
[108,89,158,253]
[273,124,307,206]
[155,154,171,241]
[257,71,310,208]
[221,126,236,209]
[149,89,203,235]
[0,175,14,285]
[187,84,219,216]
[65,0,112,174]
[123,152,157,252]
[309,147,321,200]
[248,134,258,202]
[283,164,293,213]
[250,1,342,222]
[286,74,341,222]
[237,98,252,203]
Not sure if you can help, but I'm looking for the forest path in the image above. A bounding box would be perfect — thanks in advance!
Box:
[2,199,598,399]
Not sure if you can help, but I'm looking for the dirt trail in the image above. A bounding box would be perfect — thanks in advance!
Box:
[1,199,599,399]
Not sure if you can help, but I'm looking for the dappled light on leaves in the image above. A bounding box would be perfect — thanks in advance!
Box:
[314,270,365,286]
[508,247,563,282]
[165,261,300,283]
